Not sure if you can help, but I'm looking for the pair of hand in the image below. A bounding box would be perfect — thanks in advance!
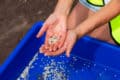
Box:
[36,13,78,57]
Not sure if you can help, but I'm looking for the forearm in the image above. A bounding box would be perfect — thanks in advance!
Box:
[75,0,120,38]
[54,0,74,16]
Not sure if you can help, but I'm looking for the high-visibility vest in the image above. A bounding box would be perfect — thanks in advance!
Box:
[87,0,120,45]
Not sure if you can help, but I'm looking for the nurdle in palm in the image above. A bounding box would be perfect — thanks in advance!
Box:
[48,36,59,45]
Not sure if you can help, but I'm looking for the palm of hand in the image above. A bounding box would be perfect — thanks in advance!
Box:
[38,14,67,52]
[46,18,67,49]
[40,30,78,57]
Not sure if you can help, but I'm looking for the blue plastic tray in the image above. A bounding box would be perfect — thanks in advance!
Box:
[0,21,120,80]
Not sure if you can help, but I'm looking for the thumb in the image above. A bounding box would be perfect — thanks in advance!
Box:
[66,39,76,57]
[36,24,48,38]
[66,42,74,57]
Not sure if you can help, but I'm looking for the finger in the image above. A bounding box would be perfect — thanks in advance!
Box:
[39,45,46,53]
[45,45,66,56]
[36,23,48,38]
[40,45,51,56]
[44,35,50,50]
[52,36,62,51]
[58,33,66,48]
[66,40,76,57]
[52,34,60,51]
[44,30,54,50]
[49,44,54,52]
[53,43,58,51]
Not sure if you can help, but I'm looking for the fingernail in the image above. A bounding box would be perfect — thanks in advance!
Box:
[67,53,70,57]
[44,54,47,56]
[40,50,43,53]
[36,35,39,38]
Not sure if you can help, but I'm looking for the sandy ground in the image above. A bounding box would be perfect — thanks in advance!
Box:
[0,0,57,64]
[0,0,78,65]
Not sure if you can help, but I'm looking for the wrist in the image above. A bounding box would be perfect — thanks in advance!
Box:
[54,0,74,16]
[73,26,85,39]
[53,8,69,16]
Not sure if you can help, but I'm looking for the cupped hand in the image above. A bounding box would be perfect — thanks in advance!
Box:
[40,29,78,57]
[36,13,67,52]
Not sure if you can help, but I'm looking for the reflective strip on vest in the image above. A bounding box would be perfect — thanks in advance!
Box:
[88,0,120,44]
[110,15,120,44]
[87,0,104,6]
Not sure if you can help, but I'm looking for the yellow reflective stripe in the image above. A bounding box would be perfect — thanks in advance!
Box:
[110,15,120,44]
[112,29,120,44]
[87,0,104,6]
